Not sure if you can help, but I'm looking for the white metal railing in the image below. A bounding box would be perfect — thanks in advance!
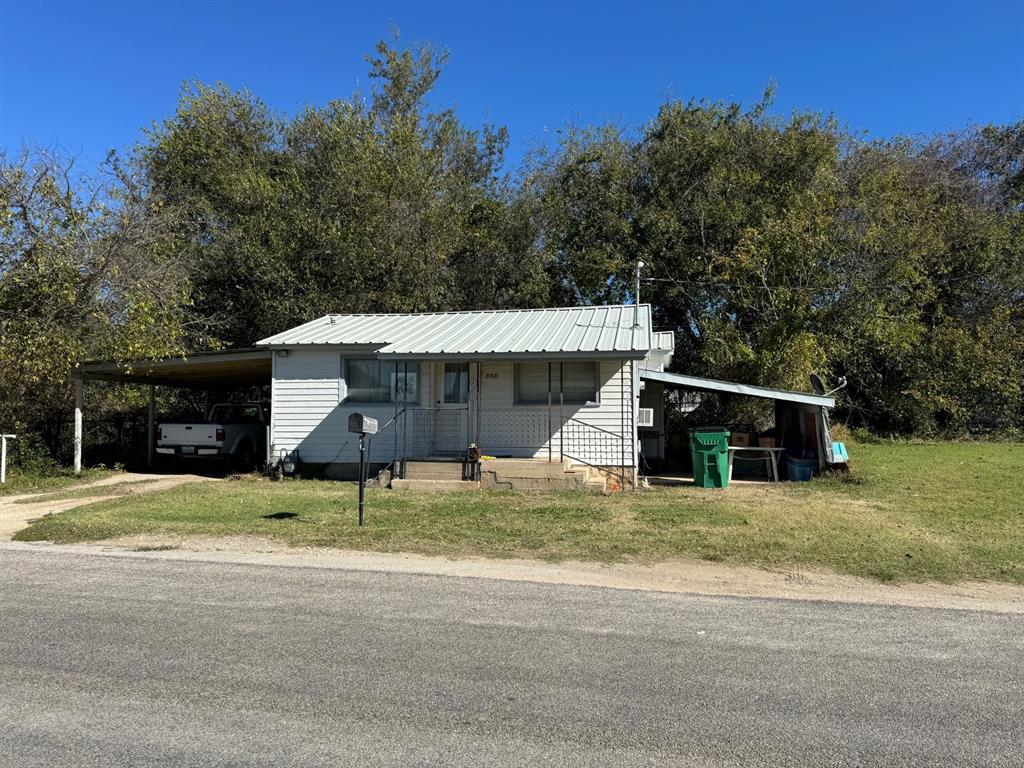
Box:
[1,434,16,484]
[383,405,633,485]
[560,418,629,487]
[405,409,468,458]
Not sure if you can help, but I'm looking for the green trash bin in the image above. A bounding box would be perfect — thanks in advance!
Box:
[689,427,731,488]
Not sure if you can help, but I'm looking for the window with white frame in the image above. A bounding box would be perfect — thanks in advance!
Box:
[342,358,419,403]
[514,361,599,405]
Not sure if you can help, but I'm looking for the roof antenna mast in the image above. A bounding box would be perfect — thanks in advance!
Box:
[634,260,646,327]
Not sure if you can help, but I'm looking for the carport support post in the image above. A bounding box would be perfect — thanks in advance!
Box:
[147,385,155,469]
[73,377,83,475]
[547,363,552,463]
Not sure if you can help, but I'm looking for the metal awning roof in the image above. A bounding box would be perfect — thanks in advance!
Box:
[257,305,653,359]
[641,369,835,408]
[74,349,272,387]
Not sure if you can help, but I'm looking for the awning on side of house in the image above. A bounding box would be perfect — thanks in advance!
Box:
[74,349,272,388]
[69,349,273,475]
[640,370,835,409]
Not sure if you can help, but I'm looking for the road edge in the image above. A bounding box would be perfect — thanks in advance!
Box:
[3,539,1022,615]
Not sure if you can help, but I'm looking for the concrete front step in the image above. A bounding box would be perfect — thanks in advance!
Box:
[480,467,606,493]
[391,479,480,492]
[403,461,464,477]
[403,469,467,480]
[480,461,578,480]
[403,473,469,481]
[397,458,608,493]
[481,460,577,473]
[482,476,576,492]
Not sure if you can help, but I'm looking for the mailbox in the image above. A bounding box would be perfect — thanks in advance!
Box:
[348,413,379,435]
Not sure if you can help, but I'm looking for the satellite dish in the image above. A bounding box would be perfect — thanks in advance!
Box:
[810,374,849,398]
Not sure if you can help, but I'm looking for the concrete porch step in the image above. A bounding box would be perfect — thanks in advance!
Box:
[403,460,466,480]
[390,479,480,492]
[402,472,469,481]
[397,457,608,493]
[480,475,579,492]
[480,459,580,480]
[403,468,466,480]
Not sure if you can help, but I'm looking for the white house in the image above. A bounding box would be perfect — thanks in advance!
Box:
[73,302,839,490]
[257,304,675,487]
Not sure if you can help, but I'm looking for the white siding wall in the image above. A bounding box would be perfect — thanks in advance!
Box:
[271,349,639,467]
[477,359,636,465]
[272,349,419,464]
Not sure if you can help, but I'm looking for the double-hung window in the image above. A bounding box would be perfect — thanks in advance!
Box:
[342,358,419,403]
[514,361,599,406]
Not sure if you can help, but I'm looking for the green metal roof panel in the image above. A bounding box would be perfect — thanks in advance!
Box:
[641,369,835,408]
[257,305,653,358]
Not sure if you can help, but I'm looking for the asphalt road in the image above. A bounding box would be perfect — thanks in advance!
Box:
[1,547,1022,767]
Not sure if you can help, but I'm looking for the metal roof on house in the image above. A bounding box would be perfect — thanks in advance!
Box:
[641,369,835,408]
[257,305,653,359]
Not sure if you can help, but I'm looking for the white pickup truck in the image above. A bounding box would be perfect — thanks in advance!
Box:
[156,402,269,469]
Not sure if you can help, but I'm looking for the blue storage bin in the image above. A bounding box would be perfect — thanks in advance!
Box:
[831,441,849,463]
[786,456,817,481]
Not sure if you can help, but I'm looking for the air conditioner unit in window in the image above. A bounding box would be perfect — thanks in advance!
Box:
[637,408,654,428]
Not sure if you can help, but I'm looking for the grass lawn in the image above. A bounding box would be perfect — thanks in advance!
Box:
[0,467,116,497]
[14,441,1024,584]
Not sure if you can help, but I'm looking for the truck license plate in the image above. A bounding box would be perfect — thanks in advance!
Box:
[180,446,195,455]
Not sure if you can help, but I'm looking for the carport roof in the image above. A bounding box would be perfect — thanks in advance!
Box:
[641,369,835,408]
[74,349,271,388]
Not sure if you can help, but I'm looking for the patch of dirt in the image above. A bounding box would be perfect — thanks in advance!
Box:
[0,473,217,540]
[80,533,1024,615]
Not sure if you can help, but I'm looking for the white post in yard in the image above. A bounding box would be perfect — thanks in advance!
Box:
[1,434,16,484]
[147,385,155,469]
[74,378,84,475]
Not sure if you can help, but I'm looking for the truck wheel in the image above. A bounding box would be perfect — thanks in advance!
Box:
[233,443,255,473]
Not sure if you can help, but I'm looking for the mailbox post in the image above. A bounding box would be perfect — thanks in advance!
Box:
[348,413,379,526]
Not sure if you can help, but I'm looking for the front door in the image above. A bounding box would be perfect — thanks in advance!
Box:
[433,362,470,456]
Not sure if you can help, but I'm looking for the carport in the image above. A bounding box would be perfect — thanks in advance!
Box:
[72,349,272,474]
[639,370,839,474]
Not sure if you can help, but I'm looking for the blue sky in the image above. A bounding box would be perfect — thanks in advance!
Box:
[1,1,1021,171]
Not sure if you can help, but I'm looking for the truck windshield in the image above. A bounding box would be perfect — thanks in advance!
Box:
[209,405,261,424]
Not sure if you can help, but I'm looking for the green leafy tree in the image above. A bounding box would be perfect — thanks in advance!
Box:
[0,148,203,457]
[831,134,1024,433]
[139,39,548,349]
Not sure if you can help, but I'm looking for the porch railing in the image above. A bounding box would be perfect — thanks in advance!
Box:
[560,417,630,488]
[378,408,469,482]
[384,406,634,488]
[407,409,468,458]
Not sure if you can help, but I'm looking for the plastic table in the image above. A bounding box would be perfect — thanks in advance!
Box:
[727,446,785,482]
